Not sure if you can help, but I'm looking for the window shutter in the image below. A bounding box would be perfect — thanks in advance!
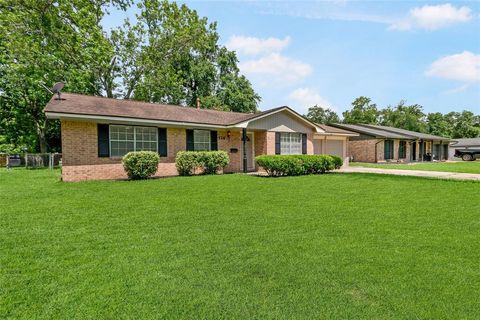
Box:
[210,131,218,151]
[186,129,194,151]
[97,124,110,157]
[302,133,307,154]
[275,132,281,155]
[158,128,167,157]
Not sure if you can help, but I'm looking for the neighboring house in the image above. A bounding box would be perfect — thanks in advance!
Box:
[45,93,357,181]
[329,123,450,163]
[449,138,480,160]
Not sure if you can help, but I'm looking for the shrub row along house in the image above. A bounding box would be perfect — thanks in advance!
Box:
[45,93,356,181]
[329,123,450,163]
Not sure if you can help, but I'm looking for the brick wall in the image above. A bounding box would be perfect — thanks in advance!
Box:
[348,139,378,163]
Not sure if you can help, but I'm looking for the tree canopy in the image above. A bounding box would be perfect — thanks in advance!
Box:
[0,0,260,152]
[302,97,478,139]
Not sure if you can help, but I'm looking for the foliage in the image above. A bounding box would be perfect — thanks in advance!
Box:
[342,96,379,124]
[0,0,260,153]
[110,0,260,112]
[255,155,341,176]
[175,151,230,176]
[342,96,479,139]
[379,101,426,133]
[122,151,160,180]
[304,105,340,124]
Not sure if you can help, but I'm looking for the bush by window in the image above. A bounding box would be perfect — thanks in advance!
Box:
[255,155,342,177]
[122,151,160,180]
[175,151,229,176]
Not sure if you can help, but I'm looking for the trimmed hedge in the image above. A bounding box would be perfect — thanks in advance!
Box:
[255,154,343,176]
[176,151,230,176]
[122,151,160,180]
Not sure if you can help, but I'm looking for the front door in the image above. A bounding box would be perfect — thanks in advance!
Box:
[245,133,255,171]
[412,141,417,161]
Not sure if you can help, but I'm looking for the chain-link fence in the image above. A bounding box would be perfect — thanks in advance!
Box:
[1,153,61,169]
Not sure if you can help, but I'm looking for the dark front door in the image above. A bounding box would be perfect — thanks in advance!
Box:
[412,141,417,161]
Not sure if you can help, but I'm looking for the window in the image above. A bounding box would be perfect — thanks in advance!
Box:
[193,130,211,151]
[110,125,157,157]
[399,141,406,159]
[280,133,302,155]
[384,140,394,160]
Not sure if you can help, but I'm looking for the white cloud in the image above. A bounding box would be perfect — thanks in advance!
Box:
[239,53,312,84]
[288,88,333,114]
[226,35,290,56]
[426,51,480,82]
[390,3,472,31]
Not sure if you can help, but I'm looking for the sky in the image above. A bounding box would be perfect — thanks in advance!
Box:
[103,1,480,116]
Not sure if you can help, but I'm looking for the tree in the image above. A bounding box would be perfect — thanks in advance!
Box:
[379,101,426,132]
[109,0,260,112]
[445,111,480,138]
[342,96,379,124]
[305,105,340,124]
[0,0,130,152]
[426,112,453,138]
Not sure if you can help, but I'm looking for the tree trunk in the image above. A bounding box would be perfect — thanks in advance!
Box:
[36,120,47,153]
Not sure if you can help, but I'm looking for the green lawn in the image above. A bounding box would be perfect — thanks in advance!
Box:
[1,169,479,319]
[350,160,480,174]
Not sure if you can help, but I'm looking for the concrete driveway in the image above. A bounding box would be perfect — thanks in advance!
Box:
[338,166,480,181]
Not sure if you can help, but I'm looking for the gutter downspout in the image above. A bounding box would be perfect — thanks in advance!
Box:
[375,139,384,163]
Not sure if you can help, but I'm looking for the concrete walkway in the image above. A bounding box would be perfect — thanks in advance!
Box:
[338,166,480,181]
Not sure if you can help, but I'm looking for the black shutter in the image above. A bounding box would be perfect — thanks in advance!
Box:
[210,131,218,151]
[97,124,109,157]
[186,129,194,151]
[302,133,307,154]
[275,132,281,155]
[158,128,167,157]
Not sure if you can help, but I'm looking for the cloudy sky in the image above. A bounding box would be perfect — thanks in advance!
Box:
[103,1,480,115]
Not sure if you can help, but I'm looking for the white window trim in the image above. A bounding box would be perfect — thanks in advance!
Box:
[109,125,158,158]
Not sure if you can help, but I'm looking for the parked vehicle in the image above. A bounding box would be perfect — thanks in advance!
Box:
[454,149,480,161]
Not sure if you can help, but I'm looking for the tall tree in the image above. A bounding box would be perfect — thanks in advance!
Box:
[445,111,480,138]
[342,96,379,124]
[379,101,426,132]
[305,105,340,124]
[426,112,453,138]
[0,0,130,152]
[110,0,260,112]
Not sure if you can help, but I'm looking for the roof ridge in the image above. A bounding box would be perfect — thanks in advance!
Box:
[60,92,260,117]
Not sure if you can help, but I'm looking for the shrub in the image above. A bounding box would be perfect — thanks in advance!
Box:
[255,154,341,176]
[175,151,230,176]
[122,151,160,180]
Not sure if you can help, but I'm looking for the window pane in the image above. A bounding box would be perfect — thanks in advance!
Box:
[194,130,210,151]
[135,126,158,152]
[110,125,135,157]
[280,132,302,155]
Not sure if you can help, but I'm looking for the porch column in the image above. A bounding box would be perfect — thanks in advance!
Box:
[439,140,442,161]
[242,128,247,173]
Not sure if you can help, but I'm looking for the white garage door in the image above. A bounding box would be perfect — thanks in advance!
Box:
[326,140,344,157]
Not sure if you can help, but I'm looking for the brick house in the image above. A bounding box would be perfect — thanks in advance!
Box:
[329,123,450,163]
[45,93,357,181]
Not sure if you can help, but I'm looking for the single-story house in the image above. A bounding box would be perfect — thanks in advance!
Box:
[328,123,450,163]
[45,93,357,181]
[449,138,480,160]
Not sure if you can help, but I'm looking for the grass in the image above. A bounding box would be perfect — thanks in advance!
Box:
[1,169,479,319]
[350,160,480,174]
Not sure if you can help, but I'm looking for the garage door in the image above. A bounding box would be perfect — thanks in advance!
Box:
[326,140,344,158]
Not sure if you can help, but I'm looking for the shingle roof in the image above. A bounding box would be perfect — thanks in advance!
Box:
[330,123,449,141]
[361,124,449,141]
[316,124,358,135]
[45,93,272,126]
[329,124,410,139]
[450,138,480,147]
